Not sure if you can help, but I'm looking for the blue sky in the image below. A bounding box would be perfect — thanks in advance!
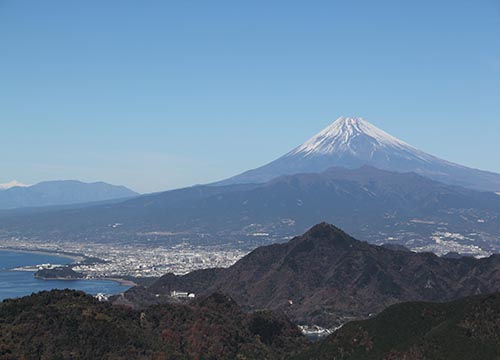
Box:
[1,0,499,193]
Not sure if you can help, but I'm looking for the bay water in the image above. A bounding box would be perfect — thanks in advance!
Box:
[0,250,130,301]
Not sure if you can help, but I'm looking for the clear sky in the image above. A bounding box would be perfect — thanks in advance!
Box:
[1,0,499,193]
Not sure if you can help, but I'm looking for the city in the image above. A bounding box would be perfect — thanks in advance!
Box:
[1,237,247,280]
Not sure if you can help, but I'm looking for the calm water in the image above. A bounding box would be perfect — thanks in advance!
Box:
[0,250,130,301]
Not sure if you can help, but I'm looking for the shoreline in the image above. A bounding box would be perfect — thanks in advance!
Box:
[0,247,85,264]
[1,248,136,288]
[33,275,137,287]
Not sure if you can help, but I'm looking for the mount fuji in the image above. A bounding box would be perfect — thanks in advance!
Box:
[218,117,500,192]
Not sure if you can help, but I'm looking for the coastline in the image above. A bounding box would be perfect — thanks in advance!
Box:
[0,248,136,288]
[0,247,85,264]
[0,248,136,303]
[33,275,137,287]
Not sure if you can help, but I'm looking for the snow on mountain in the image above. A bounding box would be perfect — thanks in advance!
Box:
[0,180,29,190]
[217,117,500,192]
[289,117,432,161]
[291,117,411,155]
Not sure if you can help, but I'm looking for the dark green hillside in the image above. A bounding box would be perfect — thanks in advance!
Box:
[0,290,306,360]
[295,292,500,360]
[1,290,500,359]
[0,290,158,359]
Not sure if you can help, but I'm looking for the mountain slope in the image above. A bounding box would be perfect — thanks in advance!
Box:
[123,223,500,327]
[2,289,499,360]
[0,180,138,209]
[1,167,499,254]
[296,292,500,360]
[218,117,500,192]
[0,290,306,360]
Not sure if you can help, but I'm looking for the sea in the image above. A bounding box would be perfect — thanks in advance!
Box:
[0,250,130,301]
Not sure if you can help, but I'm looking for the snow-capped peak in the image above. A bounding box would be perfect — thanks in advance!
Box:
[0,180,29,190]
[217,115,500,192]
[289,117,418,157]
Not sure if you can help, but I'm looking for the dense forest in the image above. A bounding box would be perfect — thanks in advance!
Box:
[1,290,500,359]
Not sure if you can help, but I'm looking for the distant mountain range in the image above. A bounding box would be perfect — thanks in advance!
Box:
[1,116,499,256]
[218,117,500,192]
[0,180,138,209]
[116,223,500,327]
[1,166,498,255]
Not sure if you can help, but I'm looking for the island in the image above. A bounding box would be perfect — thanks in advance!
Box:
[34,266,85,280]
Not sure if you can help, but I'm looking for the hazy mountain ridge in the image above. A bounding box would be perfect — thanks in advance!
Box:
[0,180,138,209]
[0,167,499,254]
